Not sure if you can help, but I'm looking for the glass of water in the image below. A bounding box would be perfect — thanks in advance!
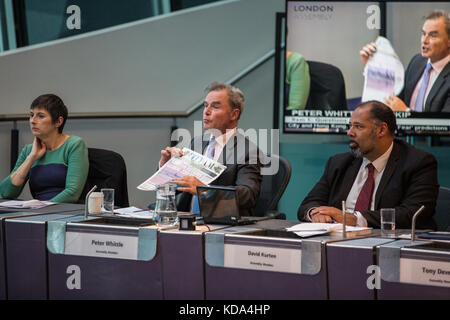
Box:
[381,208,395,237]
[155,183,178,226]
[101,188,115,214]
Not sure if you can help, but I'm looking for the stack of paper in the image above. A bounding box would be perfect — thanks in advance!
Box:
[114,206,156,219]
[286,223,371,238]
[0,199,56,209]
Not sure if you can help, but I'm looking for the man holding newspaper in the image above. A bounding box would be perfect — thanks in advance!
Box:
[158,82,262,216]
[360,10,449,112]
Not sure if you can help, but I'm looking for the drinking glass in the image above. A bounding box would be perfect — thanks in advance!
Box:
[381,208,395,237]
[101,188,115,214]
[155,183,178,226]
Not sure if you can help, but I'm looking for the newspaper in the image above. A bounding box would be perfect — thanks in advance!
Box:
[0,199,56,209]
[137,147,226,191]
[362,36,405,103]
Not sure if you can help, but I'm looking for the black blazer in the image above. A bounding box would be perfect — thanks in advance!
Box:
[177,131,262,216]
[399,54,450,112]
[298,139,439,229]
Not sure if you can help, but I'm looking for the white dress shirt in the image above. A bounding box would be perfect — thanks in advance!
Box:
[208,128,237,162]
[346,142,394,226]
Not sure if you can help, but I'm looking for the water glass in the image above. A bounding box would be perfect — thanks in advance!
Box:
[101,188,115,214]
[155,183,178,226]
[381,208,395,237]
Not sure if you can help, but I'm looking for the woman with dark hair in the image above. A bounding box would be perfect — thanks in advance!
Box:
[0,94,89,203]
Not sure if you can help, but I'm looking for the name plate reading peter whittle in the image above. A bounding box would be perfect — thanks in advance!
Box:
[65,231,139,260]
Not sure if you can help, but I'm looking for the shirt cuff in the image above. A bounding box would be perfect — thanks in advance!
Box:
[354,211,368,227]
[305,207,317,222]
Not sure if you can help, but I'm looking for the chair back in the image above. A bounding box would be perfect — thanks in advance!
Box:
[79,148,129,207]
[253,154,291,217]
[306,60,348,110]
[435,186,450,231]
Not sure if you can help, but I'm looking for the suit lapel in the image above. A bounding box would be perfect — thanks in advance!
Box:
[425,61,450,111]
[374,142,400,207]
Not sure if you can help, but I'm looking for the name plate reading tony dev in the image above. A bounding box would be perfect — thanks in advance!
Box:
[65,231,139,260]
[399,258,450,288]
[223,244,302,274]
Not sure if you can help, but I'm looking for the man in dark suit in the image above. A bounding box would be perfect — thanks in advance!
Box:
[159,82,262,216]
[298,100,438,229]
[360,10,449,112]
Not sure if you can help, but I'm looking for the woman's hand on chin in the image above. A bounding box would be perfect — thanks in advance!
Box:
[29,137,47,161]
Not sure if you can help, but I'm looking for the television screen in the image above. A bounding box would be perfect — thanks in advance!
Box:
[283,1,450,135]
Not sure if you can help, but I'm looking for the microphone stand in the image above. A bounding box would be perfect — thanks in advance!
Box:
[85,185,97,219]
[411,205,425,243]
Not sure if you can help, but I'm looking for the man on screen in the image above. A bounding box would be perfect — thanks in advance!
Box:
[360,10,450,112]
[159,82,262,216]
[297,100,438,229]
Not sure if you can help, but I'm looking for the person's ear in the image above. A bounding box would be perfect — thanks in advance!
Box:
[378,122,389,138]
[55,116,64,129]
[231,108,240,121]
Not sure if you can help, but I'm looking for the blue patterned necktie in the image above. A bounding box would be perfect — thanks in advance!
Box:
[414,63,433,112]
[191,137,216,214]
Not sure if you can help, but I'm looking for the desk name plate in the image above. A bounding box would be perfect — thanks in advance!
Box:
[223,244,302,274]
[65,231,139,260]
[399,258,450,288]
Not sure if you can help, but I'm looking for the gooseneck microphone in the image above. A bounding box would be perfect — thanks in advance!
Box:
[411,205,425,242]
[84,185,98,218]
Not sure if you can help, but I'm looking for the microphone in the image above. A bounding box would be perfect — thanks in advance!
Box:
[85,185,98,218]
[411,205,425,243]
[342,200,346,238]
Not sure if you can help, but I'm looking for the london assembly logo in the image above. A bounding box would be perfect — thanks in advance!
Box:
[292,3,334,21]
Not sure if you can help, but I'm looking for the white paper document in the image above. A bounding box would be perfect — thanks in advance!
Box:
[362,36,405,103]
[0,199,56,209]
[286,223,371,238]
[137,147,226,191]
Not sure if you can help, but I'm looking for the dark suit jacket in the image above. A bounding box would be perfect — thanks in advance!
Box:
[298,139,439,229]
[177,131,262,216]
[399,54,450,112]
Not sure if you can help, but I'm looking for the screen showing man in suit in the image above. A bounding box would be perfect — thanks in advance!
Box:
[158,82,262,216]
[297,100,439,230]
[284,2,450,135]
[360,10,450,112]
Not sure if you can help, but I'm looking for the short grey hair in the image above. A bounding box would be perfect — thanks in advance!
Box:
[426,10,450,38]
[205,82,245,119]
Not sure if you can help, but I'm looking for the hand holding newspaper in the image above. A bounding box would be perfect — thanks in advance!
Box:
[137,147,226,191]
[362,36,405,103]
